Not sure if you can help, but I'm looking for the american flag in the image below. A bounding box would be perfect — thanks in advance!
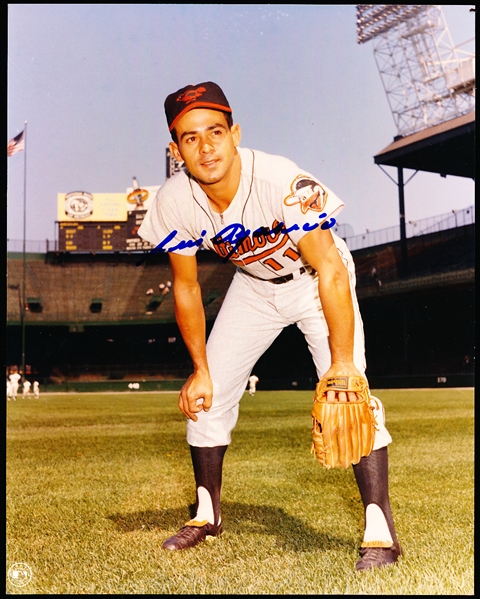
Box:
[7,130,25,156]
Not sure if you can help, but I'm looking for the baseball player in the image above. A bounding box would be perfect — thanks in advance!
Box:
[22,380,31,398]
[33,381,40,399]
[9,372,21,401]
[138,81,401,570]
[248,374,259,396]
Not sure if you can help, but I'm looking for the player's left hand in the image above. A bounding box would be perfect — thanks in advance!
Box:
[321,361,364,403]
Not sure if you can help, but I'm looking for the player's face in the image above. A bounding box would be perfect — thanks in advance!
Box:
[169,109,241,187]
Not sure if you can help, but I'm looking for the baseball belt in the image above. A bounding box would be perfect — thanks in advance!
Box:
[239,266,316,285]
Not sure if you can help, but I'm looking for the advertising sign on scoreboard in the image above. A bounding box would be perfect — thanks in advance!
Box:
[58,192,128,222]
[125,185,159,212]
[57,183,160,251]
[57,186,159,223]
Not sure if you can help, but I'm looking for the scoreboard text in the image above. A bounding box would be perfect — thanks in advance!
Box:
[58,211,155,252]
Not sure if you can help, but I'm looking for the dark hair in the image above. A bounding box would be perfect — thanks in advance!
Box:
[170,110,234,143]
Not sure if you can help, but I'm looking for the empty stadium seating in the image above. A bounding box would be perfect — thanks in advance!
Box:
[7,251,237,325]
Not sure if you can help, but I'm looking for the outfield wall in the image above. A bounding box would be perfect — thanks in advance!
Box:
[36,372,474,393]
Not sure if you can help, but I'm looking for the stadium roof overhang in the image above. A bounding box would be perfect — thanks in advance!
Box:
[374,111,475,179]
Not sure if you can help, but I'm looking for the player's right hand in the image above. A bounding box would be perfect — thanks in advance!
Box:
[178,371,213,421]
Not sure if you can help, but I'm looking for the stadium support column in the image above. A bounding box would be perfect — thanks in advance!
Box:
[397,167,408,279]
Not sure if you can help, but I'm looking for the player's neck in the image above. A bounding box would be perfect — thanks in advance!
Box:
[198,153,241,214]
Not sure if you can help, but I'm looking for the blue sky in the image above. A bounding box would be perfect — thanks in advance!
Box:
[7,4,475,243]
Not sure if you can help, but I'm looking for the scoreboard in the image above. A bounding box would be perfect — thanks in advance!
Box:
[58,210,155,252]
[57,149,185,253]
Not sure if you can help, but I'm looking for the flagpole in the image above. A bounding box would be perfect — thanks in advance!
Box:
[21,121,27,382]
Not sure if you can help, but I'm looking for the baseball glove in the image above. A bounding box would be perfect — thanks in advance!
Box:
[311,375,378,469]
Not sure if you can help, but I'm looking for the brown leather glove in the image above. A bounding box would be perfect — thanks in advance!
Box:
[311,376,379,468]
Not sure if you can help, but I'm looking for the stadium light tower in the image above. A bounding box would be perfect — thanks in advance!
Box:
[357,5,475,137]
[357,5,475,279]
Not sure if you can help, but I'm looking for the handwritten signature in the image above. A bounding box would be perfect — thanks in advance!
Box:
[136,213,336,266]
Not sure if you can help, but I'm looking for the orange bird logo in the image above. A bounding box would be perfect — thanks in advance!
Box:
[177,87,207,104]
[284,175,328,214]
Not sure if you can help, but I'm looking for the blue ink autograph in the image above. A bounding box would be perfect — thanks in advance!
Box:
[136,213,336,266]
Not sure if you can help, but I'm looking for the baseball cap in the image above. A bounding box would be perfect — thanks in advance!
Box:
[164,81,232,132]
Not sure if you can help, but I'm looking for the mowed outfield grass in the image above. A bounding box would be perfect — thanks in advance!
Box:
[7,388,474,595]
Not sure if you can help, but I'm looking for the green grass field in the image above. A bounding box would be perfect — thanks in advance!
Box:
[7,388,474,594]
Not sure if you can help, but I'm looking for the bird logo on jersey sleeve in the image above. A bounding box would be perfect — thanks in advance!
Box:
[284,176,328,214]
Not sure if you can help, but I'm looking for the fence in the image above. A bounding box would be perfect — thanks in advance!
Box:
[340,205,475,251]
[7,206,475,255]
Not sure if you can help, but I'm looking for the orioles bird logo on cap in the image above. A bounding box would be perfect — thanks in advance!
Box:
[177,87,207,104]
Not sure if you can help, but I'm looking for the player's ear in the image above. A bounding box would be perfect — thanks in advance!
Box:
[231,123,241,148]
[169,141,184,164]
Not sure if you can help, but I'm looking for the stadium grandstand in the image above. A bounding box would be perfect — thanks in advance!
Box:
[7,205,474,392]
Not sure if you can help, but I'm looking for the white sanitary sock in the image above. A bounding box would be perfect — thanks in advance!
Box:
[194,486,220,524]
[363,503,393,544]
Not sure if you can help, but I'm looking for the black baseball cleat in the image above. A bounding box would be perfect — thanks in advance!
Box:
[355,542,402,571]
[162,520,223,550]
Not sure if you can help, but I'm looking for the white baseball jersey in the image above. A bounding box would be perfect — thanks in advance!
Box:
[9,373,21,388]
[138,147,346,280]
[138,146,392,451]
